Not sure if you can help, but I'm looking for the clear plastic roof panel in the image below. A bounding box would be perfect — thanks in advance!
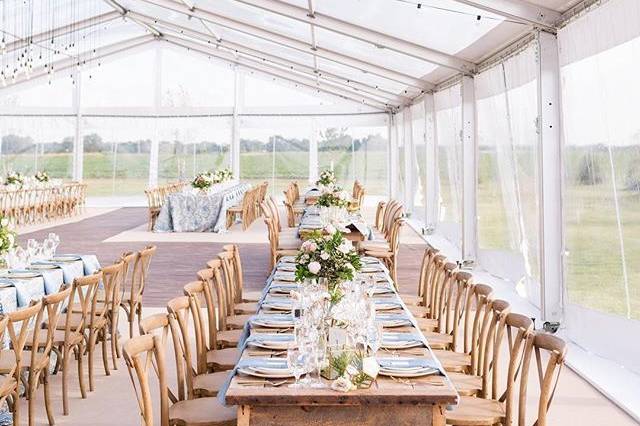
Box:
[280,0,505,58]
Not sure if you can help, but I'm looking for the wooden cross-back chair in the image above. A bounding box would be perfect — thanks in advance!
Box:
[446,312,538,426]
[401,245,440,308]
[0,317,16,424]
[361,217,405,284]
[123,333,236,426]
[432,282,494,374]
[183,278,240,373]
[218,250,257,317]
[222,244,261,303]
[0,301,44,425]
[263,217,299,269]
[167,295,230,398]
[197,264,243,349]
[121,245,156,338]
[446,299,510,398]
[25,286,72,426]
[52,272,101,415]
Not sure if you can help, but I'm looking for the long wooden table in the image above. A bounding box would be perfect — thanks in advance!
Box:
[224,258,458,425]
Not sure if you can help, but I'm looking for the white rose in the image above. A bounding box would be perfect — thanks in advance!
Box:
[308,242,317,252]
[338,241,352,254]
[324,224,336,234]
[1,218,8,227]
[320,251,330,260]
[331,375,354,393]
[308,261,321,274]
[7,234,14,246]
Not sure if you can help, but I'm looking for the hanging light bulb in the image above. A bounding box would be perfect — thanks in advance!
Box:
[0,72,5,87]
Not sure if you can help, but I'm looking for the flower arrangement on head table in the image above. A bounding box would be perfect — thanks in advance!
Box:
[316,186,350,209]
[34,171,50,183]
[295,225,362,303]
[0,217,16,257]
[191,167,234,190]
[4,171,24,188]
[316,169,337,187]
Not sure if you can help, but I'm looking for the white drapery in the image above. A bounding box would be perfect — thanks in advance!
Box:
[559,0,640,374]
[474,44,540,305]
[434,84,463,247]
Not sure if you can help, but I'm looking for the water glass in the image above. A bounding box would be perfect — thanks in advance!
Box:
[287,346,307,388]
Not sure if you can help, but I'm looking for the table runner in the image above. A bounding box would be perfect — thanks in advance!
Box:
[221,256,457,408]
[154,183,251,232]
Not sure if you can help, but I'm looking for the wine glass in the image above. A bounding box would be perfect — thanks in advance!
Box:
[310,331,327,388]
[47,233,60,256]
[287,346,306,388]
[26,239,38,266]
[367,323,383,357]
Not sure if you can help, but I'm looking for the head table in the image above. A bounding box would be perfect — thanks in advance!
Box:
[223,255,458,426]
[0,255,101,314]
[154,181,250,233]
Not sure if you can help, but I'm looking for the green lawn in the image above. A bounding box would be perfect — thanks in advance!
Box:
[2,147,638,319]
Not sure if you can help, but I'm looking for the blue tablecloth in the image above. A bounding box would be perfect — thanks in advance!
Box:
[0,255,100,314]
[154,183,251,232]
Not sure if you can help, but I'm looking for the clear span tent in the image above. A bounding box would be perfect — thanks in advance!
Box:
[1,0,639,420]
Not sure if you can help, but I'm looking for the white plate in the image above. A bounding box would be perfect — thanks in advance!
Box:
[378,367,439,378]
[251,319,294,329]
[261,302,292,312]
[29,264,59,270]
[1,271,41,279]
[246,340,292,350]
[52,256,80,263]
[375,303,402,311]
[381,340,424,349]
[237,368,294,379]
[379,319,412,328]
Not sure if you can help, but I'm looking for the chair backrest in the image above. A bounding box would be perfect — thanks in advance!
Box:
[435,262,465,340]
[37,285,73,357]
[218,250,240,305]
[95,262,123,325]
[183,279,216,366]
[204,260,233,328]
[128,245,156,304]
[7,300,44,377]
[0,316,12,399]
[167,296,200,400]
[479,299,511,398]
[490,312,535,425]
[197,266,224,345]
[64,272,102,336]
[417,246,439,305]
[374,201,386,231]
[519,333,567,426]
[387,217,405,254]
[462,283,493,371]
[263,217,280,260]
[224,244,245,301]
[123,334,170,426]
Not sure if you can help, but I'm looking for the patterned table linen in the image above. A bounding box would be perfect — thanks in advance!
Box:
[0,256,101,314]
[154,183,251,232]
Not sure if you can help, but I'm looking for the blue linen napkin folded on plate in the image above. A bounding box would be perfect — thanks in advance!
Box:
[33,261,82,284]
[382,332,423,342]
[37,268,65,294]
[64,254,101,275]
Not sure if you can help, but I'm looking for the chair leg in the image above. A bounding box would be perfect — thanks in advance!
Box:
[28,370,36,426]
[11,390,19,426]
[77,344,87,399]
[43,368,55,426]
[88,331,97,391]
[136,303,143,333]
[101,328,111,376]
[111,318,120,368]
[128,308,135,338]
[62,347,71,415]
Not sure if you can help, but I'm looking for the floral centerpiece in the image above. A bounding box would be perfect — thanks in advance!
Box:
[316,187,350,209]
[316,169,337,187]
[34,171,50,183]
[0,217,16,268]
[4,171,24,187]
[295,227,361,303]
[191,172,214,190]
[211,167,233,183]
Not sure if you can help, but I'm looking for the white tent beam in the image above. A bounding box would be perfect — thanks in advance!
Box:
[1,35,155,90]
[166,32,406,105]
[136,0,432,90]
[4,11,121,54]
[102,0,162,36]
[165,38,390,111]
[233,0,476,72]
[537,31,563,322]
[449,0,560,30]
[131,13,409,104]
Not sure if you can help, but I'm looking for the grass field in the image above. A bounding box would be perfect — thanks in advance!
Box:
[1,148,638,319]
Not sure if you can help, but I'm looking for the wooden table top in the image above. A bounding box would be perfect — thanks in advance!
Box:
[225,259,459,407]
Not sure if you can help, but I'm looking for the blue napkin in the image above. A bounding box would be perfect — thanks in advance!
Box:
[64,254,101,275]
[382,332,423,343]
[38,268,65,294]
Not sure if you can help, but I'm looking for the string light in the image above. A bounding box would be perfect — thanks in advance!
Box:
[389,0,526,26]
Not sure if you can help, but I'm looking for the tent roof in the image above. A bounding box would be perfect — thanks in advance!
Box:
[0,0,584,111]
